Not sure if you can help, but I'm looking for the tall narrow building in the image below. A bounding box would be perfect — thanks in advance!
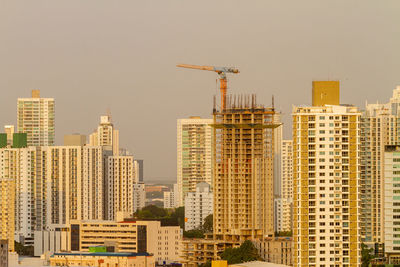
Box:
[360,86,400,245]
[293,82,361,266]
[89,115,119,155]
[213,95,276,241]
[17,90,55,146]
[177,117,213,206]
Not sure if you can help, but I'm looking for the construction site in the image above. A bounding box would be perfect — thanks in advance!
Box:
[178,64,279,266]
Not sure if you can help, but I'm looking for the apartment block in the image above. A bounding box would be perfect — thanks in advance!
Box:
[89,115,119,155]
[177,117,213,206]
[105,155,137,220]
[213,95,276,241]
[278,140,293,232]
[360,86,400,244]
[164,184,179,209]
[293,101,361,266]
[17,90,55,146]
[185,182,213,231]
[384,145,400,264]
[133,183,146,212]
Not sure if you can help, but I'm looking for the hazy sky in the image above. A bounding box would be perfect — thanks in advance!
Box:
[1,0,399,181]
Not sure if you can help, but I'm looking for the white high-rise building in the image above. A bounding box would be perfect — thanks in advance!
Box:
[184,182,213,231]
[17,90,55,146]
[276,140,293,232]
[133,183,146,212]
[4,125,14,146]
[105,155,137,220]
[89,115,119,156]
[177,117,213,206]
[164,184,179,209]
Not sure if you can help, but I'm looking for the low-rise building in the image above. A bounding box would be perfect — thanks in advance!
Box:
[35,220,181,265]
[184,182,213,231]
[49,252,154,267]
[252,237,292,266]
[180,239,240,267]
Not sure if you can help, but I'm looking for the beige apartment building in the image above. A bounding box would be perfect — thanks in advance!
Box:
[293,81,361,266]
[105,155,137,220]
[177,117,213,206]
[17,89,55,146]
[0,178,15,252]
[68,220,181,264]
[89,115,119,155]
[252,237,293,266]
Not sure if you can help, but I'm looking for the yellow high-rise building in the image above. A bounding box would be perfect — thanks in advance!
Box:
[312,81,340,106]
[293,84,361,266]
[0,178,15,252]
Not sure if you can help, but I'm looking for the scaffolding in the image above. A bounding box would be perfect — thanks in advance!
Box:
[212,94,279,241]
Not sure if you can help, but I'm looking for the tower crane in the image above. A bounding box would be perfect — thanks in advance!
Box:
[176,64,239,110]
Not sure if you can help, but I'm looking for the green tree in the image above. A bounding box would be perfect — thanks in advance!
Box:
[361,243,375,267]
[183,229,205,238]
[220,240,261,264]
[171,206,185,229]
[202,214,213,233]
[275,231,292,237]
[199,261,211,267]
[14,241,34,256]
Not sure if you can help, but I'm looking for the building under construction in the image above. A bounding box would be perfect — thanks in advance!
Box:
[212,94,277,241]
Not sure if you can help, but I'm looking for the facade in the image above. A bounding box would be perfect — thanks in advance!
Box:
[213,95,276,241]
[177,117,213,206]
[133,183,146,212]
[360,86,400,244]
[184,182,213,231]
[164,184,179,209]
[17,89,55,146]
[50,252,155,267]
[384,145,400,264]
[89,115,119,155]
[252,237,293,266]
[0,178,15,252]
[293,102,361,266]
[105,155,137,220]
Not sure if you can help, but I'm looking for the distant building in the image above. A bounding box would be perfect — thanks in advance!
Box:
[136,159,144,182]
[252,237,293,266]
[4,125,14,146]
[17,89,55,146]
[50,252,155,267]
[105,155,137,220]
[89,115,119,155]
[184,182,213,231]
[164,184,179,209]
[133,183,146,212]
[64,134,86,146]
[0,178,15,252]
[177,117,213,206]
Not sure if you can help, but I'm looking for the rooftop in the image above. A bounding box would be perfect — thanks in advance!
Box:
[230,261,291,267]
[52,252,151,257]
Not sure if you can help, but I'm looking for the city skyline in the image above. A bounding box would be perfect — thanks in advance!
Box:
[1,1,399,180]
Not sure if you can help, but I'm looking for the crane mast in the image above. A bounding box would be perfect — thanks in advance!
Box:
[177,64,239,110]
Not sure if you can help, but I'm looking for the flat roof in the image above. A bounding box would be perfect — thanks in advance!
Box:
[52,252,151,257]
[230,261,291,267]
